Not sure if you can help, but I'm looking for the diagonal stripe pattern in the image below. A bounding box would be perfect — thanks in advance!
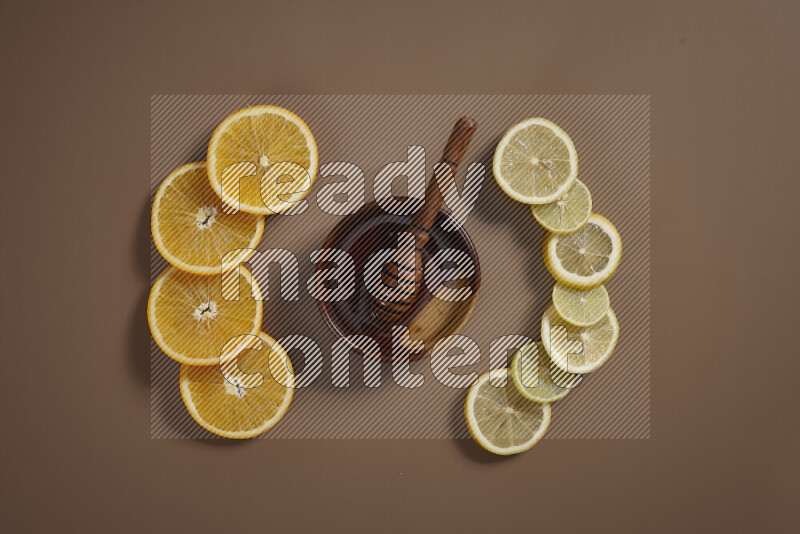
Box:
[150,95,650,439]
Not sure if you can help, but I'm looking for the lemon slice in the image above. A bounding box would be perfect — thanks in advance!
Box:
[151,162,264,275]
[493,118,578,204]
[531,180,592,233]
[541,304,619,374]
[180,332,294,439]
[552,283,610,327]
[207,106,318,215]
[148,266,263,366]
[510,342,581,403]
[543,213,622,289]
[511,342,582,402]
[464,369,551,455]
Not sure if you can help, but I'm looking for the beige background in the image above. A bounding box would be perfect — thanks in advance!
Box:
[2,0,799,532]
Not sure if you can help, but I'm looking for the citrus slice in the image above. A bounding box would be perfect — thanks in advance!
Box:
[207,106,318,215]
[552,282,610,327]
[147,266,263,366]
[531,180,592,233]
[180,332,294,439]
[493,118,578,204]
[541,304,619,374]
[510,342,582,403]
[543,213,622,289]
[464,369,551,455]
[151,162,264,275]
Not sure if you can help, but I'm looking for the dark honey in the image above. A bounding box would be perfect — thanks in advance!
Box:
[317,200,480,361]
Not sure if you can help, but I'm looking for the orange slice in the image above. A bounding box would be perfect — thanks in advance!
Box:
[152,162,264,275]
[147,266,263,366]
[207,106,318,215]
[180,332,294,438]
